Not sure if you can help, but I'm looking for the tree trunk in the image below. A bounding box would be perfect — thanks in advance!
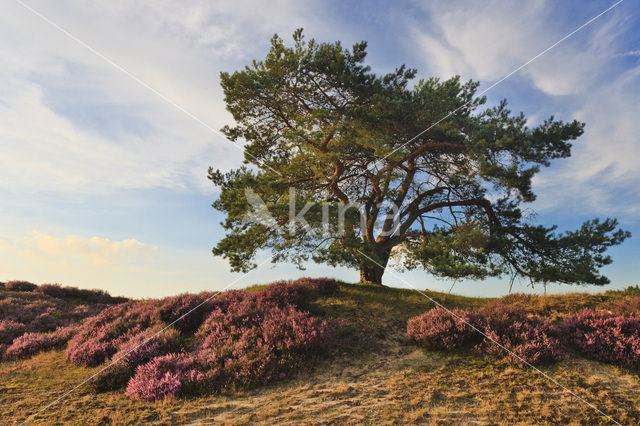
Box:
[359,248,390,285]
[359,264,386,284]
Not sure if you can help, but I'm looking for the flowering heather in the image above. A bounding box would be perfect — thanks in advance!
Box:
[296,277,339,297]
[91,278,344,399]
[0,320,27,345]
[3,324,77,360]
[476,304,565,365]
[256,277,339,310]
[4,333,53,360]
[0,282,124,363]
[562,309,640,370]
[406,307,482,350]
[125,353,207,401]
[197,299,339,388]
[257,280,317,309]
[90,327,182,392]
[157,292,218,333]
[5,278,349,399]
[66,302,163,367]
[407,303,565,365]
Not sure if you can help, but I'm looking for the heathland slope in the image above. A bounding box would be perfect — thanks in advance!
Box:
[2,280,640,424]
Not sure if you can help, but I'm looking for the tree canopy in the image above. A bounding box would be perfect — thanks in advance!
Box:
[209,29,629,286]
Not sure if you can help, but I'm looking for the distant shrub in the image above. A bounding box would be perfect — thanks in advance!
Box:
[34,284,69,299]
[257,280,317,309]
[562,309,640,370]
[36,284,127,304]
[605,285,640,297]
[608,296,640,316]
[4,281,37,292]
[294,277,339,297]
[125,353,207,401]
[497,293,540,307]
[407,307,482,350]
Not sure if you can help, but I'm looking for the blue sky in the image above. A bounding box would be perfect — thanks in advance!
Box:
[1,0,639,298]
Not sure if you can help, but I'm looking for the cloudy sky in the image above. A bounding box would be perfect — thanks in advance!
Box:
[1,0,639,298]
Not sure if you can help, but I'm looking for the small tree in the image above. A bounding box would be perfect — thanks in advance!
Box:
[209,29,629,286]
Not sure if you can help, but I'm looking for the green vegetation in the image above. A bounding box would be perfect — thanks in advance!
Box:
[210,29,628,285]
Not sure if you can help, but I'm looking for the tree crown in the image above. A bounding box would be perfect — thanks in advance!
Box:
[210,29,629,286]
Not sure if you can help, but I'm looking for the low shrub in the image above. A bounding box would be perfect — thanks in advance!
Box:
[562,309,640,370]
[198,301,339,388]
[66,301,163,367]
[2,324,75,360]
[607,296,640,317]
[4,281,37,292]
[257,281,317,309]
[294,277,339,297]
[0,281,124,364]
[90,362,133,394]
[2,278,348,400]
[4,332,53,360]
[406,307,482,350]
[477,304,564,365]
[35,284,127,304]
[157,293,218,334]
[125,353,207,401]
[407,303,565,365]
[90,327,182,392]
[255,278,339,310]
[0,320,27,345]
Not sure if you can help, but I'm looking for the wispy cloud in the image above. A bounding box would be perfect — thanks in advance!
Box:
[2,231,157,266]
[408,0,640,216]
[0,0,322,194]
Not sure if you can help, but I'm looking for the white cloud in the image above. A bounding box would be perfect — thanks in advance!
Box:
[2,231,157,266]
[412,1,552,82]
[0,0,322,194]
[410,0,631,95]
[409,0,640,215]
[533,65,640,215]
[0,230,287,298]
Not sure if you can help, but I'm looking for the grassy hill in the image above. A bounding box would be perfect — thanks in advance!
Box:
[2,281,640,424]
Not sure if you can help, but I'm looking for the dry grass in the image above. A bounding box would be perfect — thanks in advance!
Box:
[1,283,639,424]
